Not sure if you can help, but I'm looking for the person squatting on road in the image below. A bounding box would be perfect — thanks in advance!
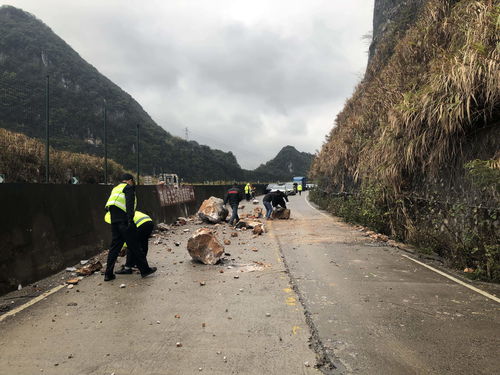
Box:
[103,173,156,281]
[224,183,243,226]
[272,190,288,209]
[104,210,154,275]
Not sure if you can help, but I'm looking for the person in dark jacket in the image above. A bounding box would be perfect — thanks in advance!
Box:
[104,173,156,281]
[224,184,243,226]
[272,190,288,209]
[262,191,274,219]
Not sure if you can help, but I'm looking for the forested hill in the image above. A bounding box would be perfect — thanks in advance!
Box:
[0,6,247,182]
[253,146,314,181]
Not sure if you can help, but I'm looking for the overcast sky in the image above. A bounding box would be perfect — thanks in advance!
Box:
[4,0,373,169]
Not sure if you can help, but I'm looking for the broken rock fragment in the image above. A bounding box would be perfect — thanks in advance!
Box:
[235,219,263,229]
[187,228,225,265]
[198,197,229,224]
[252,224,265,235]
[156,223,170,231]
[253,207,263,218]
[76,261,102,276]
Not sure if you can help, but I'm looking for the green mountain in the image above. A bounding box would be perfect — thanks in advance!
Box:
[253,146,314,181]
[0,6,249,182]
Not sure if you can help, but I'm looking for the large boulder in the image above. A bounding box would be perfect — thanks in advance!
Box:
[198,197,229,223]
[187,228,225,265]
[271,208,290,220]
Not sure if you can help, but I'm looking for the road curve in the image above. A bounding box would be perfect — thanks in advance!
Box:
[271,192,500,375]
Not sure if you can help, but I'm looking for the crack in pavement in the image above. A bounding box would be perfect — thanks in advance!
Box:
[269,227,347,375]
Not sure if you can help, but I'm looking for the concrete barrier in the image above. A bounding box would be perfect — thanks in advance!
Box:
[0,183,266,295]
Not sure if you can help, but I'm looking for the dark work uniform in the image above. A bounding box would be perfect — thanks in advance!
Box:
[105,184,152,277]
[125,220,154,268]
[272,191,288,209]
[224,186,243,225]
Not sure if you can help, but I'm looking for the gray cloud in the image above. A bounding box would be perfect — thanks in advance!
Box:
[5,0,373,168]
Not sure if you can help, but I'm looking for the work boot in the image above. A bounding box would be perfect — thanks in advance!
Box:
[115,266,133,275]
[104,274,116,282]
[141,267,157,278]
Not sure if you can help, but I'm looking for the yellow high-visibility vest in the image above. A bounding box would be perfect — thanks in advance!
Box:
[297,184,303,191]
[245,184,250,193]
[105,210,152,227]
[133,211,152,227]
[105,183,137,212]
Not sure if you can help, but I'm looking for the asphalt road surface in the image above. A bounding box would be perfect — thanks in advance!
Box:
[1,192,499,375]
[272,192,500,374]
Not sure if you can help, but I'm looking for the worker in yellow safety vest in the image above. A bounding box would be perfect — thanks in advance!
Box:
[103,173,156,281]
[105,210,154,275]
[297,184,303,195]
[244,183,251,201]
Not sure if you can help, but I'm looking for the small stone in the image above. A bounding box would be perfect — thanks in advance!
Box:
[67,284,74,289]
[219,269,224,273]
[224,239,231,245]
[67,302,77,306]
[231,232,238,238]
[174,242,181,246]
[199,281,206,286]
[119,284,126,288]
[68,354,73,359]
[199,368,203,371]
[175,314,181,319]
[239,288,243,292]
[304,361,310,367]
[176,342,182,347]
[216,351,222,355]
[233,275,239,279]
[202,323,206,327]
[265,313,271,317]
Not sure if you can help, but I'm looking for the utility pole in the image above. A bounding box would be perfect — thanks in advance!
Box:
[185,127,189,140]
[136,123,140,185]
[45,74,50,183]
[103,99,108,184]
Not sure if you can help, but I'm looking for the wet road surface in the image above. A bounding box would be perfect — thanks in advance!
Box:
[1,192,499,374]
[271,192,500,374]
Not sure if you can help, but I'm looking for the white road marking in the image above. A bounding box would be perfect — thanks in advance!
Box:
[304,193,331,218]
[401,255,500,303]
[305,192,500,304]
[0,284,65,322]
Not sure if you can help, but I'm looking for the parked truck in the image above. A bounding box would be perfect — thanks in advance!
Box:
[292,176,307,191]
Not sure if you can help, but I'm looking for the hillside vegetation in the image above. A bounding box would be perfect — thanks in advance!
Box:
[311,0,499,280]
[253,146,314,181]
[0,128,128,183]
[0,6,281,182]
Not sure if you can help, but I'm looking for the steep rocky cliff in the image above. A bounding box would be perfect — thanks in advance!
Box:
[311,0,499,280]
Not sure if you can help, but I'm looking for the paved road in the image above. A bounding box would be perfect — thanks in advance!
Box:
[1,193,499,375]
[271,192,500,374]
[0,207,318,375]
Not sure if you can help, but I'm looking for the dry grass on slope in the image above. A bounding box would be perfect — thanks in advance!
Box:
[0,128,127,183]
[312,0,499,191]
